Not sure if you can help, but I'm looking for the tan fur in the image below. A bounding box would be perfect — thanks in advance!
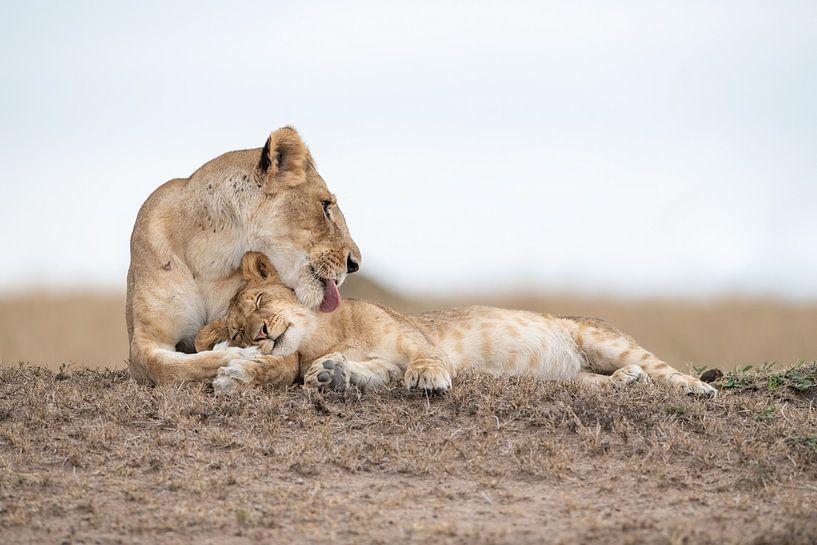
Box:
[200,253,717,397]
[126,128,360,385]
[563,316,714,395]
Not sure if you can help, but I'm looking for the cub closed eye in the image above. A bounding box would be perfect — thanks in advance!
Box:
[254,293,263,310]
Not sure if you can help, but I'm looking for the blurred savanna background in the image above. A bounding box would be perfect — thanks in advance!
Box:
[2,288,817,373]
[1,1,816,373]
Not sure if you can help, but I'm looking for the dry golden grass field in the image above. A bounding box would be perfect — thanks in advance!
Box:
[1,278,817,544]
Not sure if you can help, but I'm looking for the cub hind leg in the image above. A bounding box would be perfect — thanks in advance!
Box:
[576,366,649,388]
[562,316,716,397]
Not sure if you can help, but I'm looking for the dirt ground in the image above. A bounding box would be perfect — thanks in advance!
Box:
[2,363,816,544]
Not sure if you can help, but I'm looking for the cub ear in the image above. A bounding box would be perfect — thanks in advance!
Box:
[241,251,280,284]
[257,126,310,189]
[194,320,229,352]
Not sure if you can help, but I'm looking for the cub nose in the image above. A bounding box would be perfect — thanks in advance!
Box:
[346,255,360,274]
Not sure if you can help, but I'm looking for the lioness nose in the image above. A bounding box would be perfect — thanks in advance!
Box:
[346,255,360,274]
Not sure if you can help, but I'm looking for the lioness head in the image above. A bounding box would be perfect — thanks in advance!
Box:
[195,252,313,357]
[250,127,361,313]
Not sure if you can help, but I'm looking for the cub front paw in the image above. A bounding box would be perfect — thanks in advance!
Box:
[304,353,351,391]
[404,361,452,395]
[213,359,254,394]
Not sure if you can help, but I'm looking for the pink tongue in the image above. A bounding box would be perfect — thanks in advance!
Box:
[319,279,341,313]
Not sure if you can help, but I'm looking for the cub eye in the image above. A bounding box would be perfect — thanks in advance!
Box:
[254,293,263,310]
[321,200,332,217]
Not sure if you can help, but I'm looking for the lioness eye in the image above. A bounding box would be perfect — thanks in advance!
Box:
[321,200,331,217]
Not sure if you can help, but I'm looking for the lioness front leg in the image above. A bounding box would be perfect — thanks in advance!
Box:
[129,329,263,385]
[213,351,300,394]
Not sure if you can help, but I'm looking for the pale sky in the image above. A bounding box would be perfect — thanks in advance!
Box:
[1,1,816,298]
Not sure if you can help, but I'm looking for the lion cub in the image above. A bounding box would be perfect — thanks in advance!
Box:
[196,252,716,397]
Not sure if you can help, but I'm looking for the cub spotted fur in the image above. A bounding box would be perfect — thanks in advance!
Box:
[197,252,716,397]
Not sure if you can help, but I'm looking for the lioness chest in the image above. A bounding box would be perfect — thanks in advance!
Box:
[172,273,244,350]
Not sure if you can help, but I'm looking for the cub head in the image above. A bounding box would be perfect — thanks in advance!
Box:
[249,127,361,313]
[195,252,315,357]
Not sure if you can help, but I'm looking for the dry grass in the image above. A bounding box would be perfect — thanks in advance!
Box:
[2,277,817,371]
[1,363,816,544]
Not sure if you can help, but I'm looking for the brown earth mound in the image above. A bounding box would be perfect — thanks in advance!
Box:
[1,364,816,544]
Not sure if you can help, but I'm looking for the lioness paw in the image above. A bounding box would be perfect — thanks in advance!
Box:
[404,362,452,395]
[611,364,649,387]
[213,359,253,394]
[304,353,350,391]
[669,373,718,398]
[234,345,261,358]
[212,341,260,359]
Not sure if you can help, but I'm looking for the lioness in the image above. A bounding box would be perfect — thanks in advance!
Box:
[126,127,362,385]
[195,252,717,397]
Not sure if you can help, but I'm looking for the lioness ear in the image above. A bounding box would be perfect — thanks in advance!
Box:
[194,320,229,352]
[241,251,280,284]
[257,126,310,189]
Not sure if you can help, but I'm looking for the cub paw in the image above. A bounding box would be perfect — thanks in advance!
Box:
[404,360,452,395]
[213,359,253,394]
[669,373,718,398]
[611,364,650,386]
[304,353,351,391]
